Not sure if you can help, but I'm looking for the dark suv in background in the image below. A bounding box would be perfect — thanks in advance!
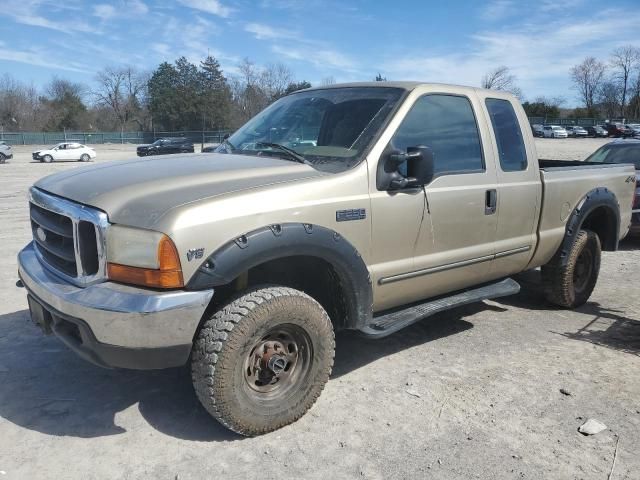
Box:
[137,137,194,157]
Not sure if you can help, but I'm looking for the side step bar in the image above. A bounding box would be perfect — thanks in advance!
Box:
[359,278,520,339]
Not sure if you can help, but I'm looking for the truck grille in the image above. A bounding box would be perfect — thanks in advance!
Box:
[29,187,109,286]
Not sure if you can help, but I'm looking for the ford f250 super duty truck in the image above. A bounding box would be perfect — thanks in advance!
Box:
[18,82,636,436]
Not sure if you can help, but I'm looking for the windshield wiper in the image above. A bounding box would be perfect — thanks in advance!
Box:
[255,142,310,165]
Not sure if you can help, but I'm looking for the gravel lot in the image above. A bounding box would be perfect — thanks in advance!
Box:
[0,138,638,479]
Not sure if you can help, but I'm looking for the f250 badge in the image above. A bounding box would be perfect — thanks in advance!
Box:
[187,248,205,262]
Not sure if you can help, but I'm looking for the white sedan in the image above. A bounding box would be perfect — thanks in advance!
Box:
[543,125,568,138]
[32,143,97,163]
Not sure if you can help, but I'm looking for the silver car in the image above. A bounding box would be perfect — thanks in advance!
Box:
[0,141,12,163]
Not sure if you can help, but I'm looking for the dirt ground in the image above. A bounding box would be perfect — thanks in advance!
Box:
[0,138,638,479]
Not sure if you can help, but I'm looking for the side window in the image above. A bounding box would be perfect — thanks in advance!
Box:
[485,98,527,172]
[391,94,484,175]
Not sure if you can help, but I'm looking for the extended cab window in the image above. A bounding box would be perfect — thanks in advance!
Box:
[485,98,527,171]
[391,94,484,175]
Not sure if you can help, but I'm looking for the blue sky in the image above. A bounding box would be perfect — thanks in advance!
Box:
[1,0,639,105]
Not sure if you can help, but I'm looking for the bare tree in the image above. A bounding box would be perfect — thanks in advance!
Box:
[0,74,43,130]
[598,81,622,119]
[570,57,606,113]
[481,66,522,99]
[94,66,147,130]
[320,76,335,86]
[261,63,293,100]
[609,45,640,117]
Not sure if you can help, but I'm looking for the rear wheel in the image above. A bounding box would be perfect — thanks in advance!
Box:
[0,153,6,164]
[542,229,601,308]
[191,286,335,436]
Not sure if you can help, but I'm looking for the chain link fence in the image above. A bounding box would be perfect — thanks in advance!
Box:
[0,130,234,146]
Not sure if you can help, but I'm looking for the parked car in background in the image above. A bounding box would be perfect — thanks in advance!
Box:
[201,145,217,153]
[137,137,194,156]
[0,141,12,163]
[585,139,640,236]
[586,125,608,137]
[626,124,640,138]
[531,124,544,137]
[604,123,634,138]
[566,126,588,138]
[32,143,96,163]
[543,125,568,138]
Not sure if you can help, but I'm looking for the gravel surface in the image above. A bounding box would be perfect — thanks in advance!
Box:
[0,138,638,479]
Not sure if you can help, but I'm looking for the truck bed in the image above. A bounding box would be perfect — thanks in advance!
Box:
[528,159,635,269]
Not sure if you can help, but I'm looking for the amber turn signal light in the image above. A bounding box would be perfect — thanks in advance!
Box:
[107,235,184,288]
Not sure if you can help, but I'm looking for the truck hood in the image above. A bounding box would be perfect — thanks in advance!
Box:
[35,153,328,228]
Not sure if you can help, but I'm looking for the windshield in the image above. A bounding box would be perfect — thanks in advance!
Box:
[586,144,640,169]
[217,87,405,172]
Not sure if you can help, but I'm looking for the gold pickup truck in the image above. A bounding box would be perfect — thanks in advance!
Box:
[17,82,636,436]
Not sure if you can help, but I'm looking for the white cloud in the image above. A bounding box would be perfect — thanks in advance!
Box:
[480,0,515,21]
[271,45,357,72]
[382,9,640,102]
[0,48,90,73]
[177,0,232,18]
[93,4,117,21]
[245,23,292,40]
[128,0,149,14]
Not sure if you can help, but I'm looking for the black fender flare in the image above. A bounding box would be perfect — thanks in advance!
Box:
[186,223,373,329]
[555,187,620,266]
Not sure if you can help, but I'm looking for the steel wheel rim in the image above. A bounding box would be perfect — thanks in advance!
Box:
[242,324,312,400]
[573,248,593,293]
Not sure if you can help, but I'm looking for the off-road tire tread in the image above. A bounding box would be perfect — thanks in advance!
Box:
[191,286,334,436]
[542,229,601,308]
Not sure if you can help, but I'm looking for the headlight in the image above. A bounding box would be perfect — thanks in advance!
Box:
[106,225,183,288]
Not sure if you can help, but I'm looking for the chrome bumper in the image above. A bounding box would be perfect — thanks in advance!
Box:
[18,242,213,368]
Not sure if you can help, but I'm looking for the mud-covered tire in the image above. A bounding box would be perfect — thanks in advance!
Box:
[191,286,335,436]
[542,229,601,308]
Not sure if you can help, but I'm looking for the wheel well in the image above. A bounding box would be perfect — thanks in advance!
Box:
[203,255,349,331]
[581,205,618,251]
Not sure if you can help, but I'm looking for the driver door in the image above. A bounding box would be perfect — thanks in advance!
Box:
[369,89,499,311]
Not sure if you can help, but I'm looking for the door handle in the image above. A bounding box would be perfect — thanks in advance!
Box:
[485,189,497,215]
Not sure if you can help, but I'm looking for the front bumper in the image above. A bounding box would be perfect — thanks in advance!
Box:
[18,242,214,369]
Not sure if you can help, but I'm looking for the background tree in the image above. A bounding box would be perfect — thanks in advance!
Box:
[284,81,312,96]
[521,96,564,119]
[375,73,387,81]
[481,66,522,99]
[41,77,88,131]
[94,66,147,131]
[597,81,623,119]
[609,45,640,117]
[200,55,231,129]
[570,57,606,116]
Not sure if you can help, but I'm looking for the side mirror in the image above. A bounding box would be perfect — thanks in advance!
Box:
[378,145,434,190]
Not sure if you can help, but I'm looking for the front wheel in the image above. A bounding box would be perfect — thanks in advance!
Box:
[42,155,53,163]
[0,153,6,164]
[191,286,335,436]
[542,229,601,308]
[79,153,90,162]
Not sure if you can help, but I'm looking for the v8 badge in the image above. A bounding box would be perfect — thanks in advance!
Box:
[187,248,205,262]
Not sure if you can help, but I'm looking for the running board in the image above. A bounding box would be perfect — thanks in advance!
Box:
[359,278,520,338]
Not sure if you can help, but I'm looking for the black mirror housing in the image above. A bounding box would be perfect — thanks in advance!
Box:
[377,145,435,191]
[406,146,434,187]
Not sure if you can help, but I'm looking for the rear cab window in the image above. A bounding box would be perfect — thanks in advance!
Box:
[485,98,527,172]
